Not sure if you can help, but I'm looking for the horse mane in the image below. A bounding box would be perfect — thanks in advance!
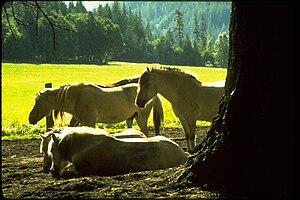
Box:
[148,66,202,85]
[53,84,71,121]
[54,82,95,121]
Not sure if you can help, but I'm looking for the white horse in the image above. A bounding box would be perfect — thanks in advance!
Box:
[40,127,147,173]
[29,82,164,136]
[45,127,188,178]
[136,67,224,153]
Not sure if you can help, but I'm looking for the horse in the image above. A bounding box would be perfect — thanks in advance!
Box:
[45,127,188,178]
[40,127,147,173]
[56,76,140,128]
[29,82,164,136]
[136,67,225,153]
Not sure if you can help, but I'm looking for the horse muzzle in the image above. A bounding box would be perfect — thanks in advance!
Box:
[29,117,37,125]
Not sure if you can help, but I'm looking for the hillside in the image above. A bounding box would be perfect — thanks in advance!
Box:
[2,1,230,66]
[123,1,231,40]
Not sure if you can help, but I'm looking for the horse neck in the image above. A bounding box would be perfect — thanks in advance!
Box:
[55,86,75,113]
[43,89,60,110]
[151,71,187,103]
[57,133,73,161]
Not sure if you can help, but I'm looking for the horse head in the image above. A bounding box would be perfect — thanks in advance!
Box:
[48,133,63,178]
[136,68,157,108]
[29,89,53,124]
[40,133,54,173]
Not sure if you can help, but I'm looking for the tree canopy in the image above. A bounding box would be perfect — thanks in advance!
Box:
[2,1,229,67]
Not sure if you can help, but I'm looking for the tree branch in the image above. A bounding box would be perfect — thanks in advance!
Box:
[35,5,39,36]
[3,4,16,41]
[11,1,33,26]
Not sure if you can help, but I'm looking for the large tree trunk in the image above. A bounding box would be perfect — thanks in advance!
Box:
[175,2,294,198]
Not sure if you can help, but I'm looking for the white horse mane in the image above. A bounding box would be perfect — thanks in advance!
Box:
[149,66,201,84]
[56,84,71,105]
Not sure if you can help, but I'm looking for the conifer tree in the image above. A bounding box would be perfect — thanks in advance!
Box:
[174,10,184,48]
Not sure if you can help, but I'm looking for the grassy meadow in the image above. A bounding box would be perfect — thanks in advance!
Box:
[1,62,227,139]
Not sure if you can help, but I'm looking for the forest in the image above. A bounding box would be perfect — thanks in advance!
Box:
[2,1,230,67]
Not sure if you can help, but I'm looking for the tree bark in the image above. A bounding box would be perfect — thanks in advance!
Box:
[175,2,294,198]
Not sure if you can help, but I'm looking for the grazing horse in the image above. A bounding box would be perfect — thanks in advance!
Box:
[45,127,188,178]
[136,67,224,153]
[29,82,164,136]
[40,127,146,173]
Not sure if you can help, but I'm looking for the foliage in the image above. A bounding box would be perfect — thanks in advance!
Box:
[213,31,229,68]
[1,62,227,140]
[2,1,230,67]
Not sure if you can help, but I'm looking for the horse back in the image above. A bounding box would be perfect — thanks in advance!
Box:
[71,135,187,176]
[195,86,224,121]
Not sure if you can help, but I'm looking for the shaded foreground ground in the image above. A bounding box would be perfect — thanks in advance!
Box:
[2,127,220,199]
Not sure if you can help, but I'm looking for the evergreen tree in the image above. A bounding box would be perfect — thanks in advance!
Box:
[214,31,229,68]
[199,14,207,49]
[182,33,198,66]
[75,1,87,13]
[2,1,229,67]
[193,13,201,44]
[174,10,184,48]
[145,21,154,41]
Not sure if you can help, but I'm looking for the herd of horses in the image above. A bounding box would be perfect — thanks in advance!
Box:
[29,66,224,178]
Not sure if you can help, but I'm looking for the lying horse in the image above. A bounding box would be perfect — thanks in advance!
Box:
[136,67,224,153]
[29,82,164,136]
[45,127,188,178]
[40,127,146,173]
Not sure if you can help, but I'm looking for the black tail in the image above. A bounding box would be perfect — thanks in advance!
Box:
[53,110,64,121]
[152,95,164,135]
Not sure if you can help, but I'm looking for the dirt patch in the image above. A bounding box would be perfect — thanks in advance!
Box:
[2,127,220,199]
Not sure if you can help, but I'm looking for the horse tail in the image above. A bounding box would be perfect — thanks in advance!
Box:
[111,76,140,87]
[53,110,65,121]
[152,95,164,135]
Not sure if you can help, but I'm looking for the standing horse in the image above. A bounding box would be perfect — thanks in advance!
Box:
[136,67,224,153]
[54,76,141,128]
[29,82,163,136]
[46,126,188,178]
[40,127,147,173]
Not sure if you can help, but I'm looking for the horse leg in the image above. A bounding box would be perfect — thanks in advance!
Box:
[180,118,196,154]
[188,119,196,153]
[126,113,137,128]
[68,116,79,127]
[60,163,81,178]
[152,96,164,135]
[135,113,149,137]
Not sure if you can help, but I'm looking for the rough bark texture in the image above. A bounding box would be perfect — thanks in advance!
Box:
[176,2,294,198]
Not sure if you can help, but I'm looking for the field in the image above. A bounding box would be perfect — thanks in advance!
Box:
[2,62,226,198]
[1,62,227,139]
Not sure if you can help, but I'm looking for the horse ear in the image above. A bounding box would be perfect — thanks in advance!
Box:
[146,67,150,72]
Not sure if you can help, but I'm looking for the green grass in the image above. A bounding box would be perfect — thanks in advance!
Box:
[1,62,227,140]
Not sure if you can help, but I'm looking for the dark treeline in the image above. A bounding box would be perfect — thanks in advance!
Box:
[2,1,229,67]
